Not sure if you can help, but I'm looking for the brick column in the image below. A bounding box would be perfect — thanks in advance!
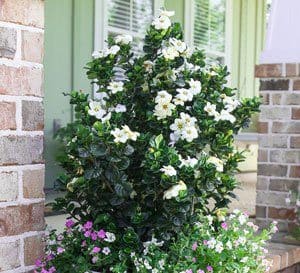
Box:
[255,63,300,231]
[0,1,45,272]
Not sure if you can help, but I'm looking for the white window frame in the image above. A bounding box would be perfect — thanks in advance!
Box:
[184,0,233,73]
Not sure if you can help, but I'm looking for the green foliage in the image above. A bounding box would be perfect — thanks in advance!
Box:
[52,11,260,248]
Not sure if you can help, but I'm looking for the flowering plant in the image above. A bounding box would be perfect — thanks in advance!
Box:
[168,210,277,273]
[53,8,260,245]
[35,219,119,273]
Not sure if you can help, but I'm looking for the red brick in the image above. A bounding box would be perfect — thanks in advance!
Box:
[24,234,44,266]
[22,30,44,63]
[291,108,300,120]
[290,136,300,148]
[255,64,282,78]
[0,101,16,130]
[258,121,268,133]
[0,203,44,236]
[0,65,44,97]
[0,240,20,270]
[260,79,289,91]
[23,168,45,198]
[289,166,300,178]
[0,0,44,28]
[286,64,297,77]
[257,164,287,177]
[22,100,44,131]
[0,26,17,59]
[272,122,300,134]
[293,79,300,90]
[268,207,296,220]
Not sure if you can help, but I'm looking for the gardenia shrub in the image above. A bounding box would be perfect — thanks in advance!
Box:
[53,9,260,245]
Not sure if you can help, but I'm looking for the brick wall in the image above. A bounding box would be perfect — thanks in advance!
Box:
[0,1,45,272]
[256,63,300,231]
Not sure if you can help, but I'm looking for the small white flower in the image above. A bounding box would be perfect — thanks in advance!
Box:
[108,81,124,94]
[121,125,140,141]
[179,156,198,168]
[169,38,187,53]
[182,126,198,142]
[152,15,172,30]
[238,214,247,225]
[215,109,236,123]
[104,232,116,242]
[153,101,175,120]
[162,46,179,60]
[180,112,197,126]
[107,45,120,55]
[88,101,107,120]
[188,79,202,95]
[102,247,111,255]
[204,102,217,116]
[176,88,193,102]
[111,128,128,143]
[101,112,111,123]
[207,156,223,172]
[115,104,127,113]
[92,50,104,58]
[222,95,240,112]
[155,91,172,104]
[207,238,216,249]
[215,242,224,253]
[225,241,232,250]
[160,165,177,176]
[163,181,187,199]
[206,215,214,224]
[170,118,186,132]
[115,34,133,45]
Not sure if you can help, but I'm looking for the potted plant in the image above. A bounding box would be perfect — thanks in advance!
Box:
[37,9,270,273]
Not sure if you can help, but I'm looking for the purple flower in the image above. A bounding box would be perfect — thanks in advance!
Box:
[46,254,54,261]
[41,269,49,273]
[83,221,93,230]
[97,229,106,239]
[197,270,205,273]
[186,270,193,273]
[207,265,213,272]
[92,246,101,253]
[203,240,208,245]
[81,240,87,247]
[91,232,98,241]
[192,242,198,251]
[48,267,56,273]
[221,222,228,230]
[92,256,99,264]
[57,247,65,254]
[35,259,43,267]
[65,219,75,228]
[84,230,91,238]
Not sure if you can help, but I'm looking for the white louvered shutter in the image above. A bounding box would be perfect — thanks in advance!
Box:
[107,0,154,56]
[193,0,226,64]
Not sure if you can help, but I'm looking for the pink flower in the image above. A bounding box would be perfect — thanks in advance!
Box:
[57,234,64,241]
[81,240,87,247]
[192,242,198,251]
[48,267,56,273]
[35,259,43,267]
[41,269,49,273]
[91,232,98,241]
[97,229,106,239]
[197,270,205,273]
[65,219,75,228]
[203,240,208,245]
[186,270,193,273]
[192,257,197,262]
[221,222,228,230]
[57,247,65,254]
[206,265,213,272]
[83,221,93,230]
[84,230,91,238]
[92,246,101,253]
[92,256,99,264]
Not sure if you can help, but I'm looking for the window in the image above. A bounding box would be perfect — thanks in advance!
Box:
[185,0,230,65]
[95,0,161,56]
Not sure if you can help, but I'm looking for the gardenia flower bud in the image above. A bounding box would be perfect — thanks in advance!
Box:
[115,34,133,45]
[160,165,177,176]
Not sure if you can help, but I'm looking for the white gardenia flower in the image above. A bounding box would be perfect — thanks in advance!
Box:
[176,88,193,102]
[121,125,140,141]
[215,109,236,123]
[160,165,177,176]
[107,45,120,55]
[153,101,175,120]
[207,156,224,172]
[173,97,185,106]
[88,101,107,120]
[108,81,124,94]
[92,50,104,58]
[170,118,185,132]
[189,79,202,95]
[155,91,172,104]
[162,46,179,60]
[104,232,116,242]
[115,34,133,45]
[115,104,127,113]
[204,102,217,116]
[179,156,198,168]
[180,112,197,126]
[182,126,198,142]
[111,128,128,143]
[222,95,240,112]
[163,181,187,200]
[169,38,187,53]
[215,242,224,253]
[159,9,175,17]
[101,112,112,123]
[152,15,172,30]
